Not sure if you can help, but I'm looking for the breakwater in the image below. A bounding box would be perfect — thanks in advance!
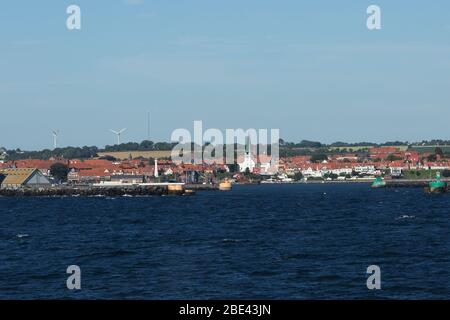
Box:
[385,180,429,188]
[385,179,449,190]
[185,183,218,191]
[0,185,187,197]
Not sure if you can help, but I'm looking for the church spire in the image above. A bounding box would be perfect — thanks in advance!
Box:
[245,136,250,155]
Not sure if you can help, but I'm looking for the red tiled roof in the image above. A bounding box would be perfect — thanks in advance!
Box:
[78,168,111,177]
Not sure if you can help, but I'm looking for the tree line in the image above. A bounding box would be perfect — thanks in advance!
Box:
[3,139,450,161]
[3,140,175,161]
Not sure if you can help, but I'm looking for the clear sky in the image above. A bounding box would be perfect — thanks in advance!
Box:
[1,0,450,150]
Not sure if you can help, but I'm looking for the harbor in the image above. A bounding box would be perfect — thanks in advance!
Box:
[2,143,450,196]
[371,172,449,193]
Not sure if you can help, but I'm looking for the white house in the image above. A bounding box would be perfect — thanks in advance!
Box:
[259,157,279,175]
[301,167,323,178]
[354,165,376,175]
[332,168,353,175]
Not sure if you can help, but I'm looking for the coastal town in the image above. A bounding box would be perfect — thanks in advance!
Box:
[1,143,450,191]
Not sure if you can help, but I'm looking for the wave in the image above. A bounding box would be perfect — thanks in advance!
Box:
[396,215,415,220]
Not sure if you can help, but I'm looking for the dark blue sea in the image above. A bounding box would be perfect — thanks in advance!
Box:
[1,183,450,299]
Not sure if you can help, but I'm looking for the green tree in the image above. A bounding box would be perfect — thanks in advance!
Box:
[435,147,444,157]
[139,140,154,150]
[99,155,117,161]
[227,163,240,173]
[50,163,70,183]
[311,154,328,163]
[386,154,402,162]
[293,172,303,181]
[442,169,450,178]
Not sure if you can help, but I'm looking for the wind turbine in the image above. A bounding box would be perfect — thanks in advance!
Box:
[52,130,59,149]
[110,128,127,145]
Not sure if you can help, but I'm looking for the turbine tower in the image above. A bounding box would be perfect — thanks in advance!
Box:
[52,130,59,149]
[110,128,127,145]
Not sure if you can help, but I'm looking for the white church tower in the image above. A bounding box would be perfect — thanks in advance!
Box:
[238,136,256,173]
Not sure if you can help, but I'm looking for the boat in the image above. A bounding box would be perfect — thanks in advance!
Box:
[428,172,447,193]
[219,179,232,191]
[371,176,386,188]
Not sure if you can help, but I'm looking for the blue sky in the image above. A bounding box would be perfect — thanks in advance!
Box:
[1,0,450,150]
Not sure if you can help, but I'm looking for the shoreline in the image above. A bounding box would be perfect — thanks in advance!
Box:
[1,178,448,197]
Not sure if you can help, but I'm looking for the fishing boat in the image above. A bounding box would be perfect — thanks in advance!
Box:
[428,172,447,193]
[371,176,386,188]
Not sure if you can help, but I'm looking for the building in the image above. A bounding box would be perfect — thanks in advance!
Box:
[301,167,324,179]
[353,165,376,175]
[328,168,353,176]
[0,168,51,189]
[67,168,111,184]
[239,153,256,173]
[110,174,144,184]
[390,167,403,178]
[258,155,279,175]
[238,137,256,173]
